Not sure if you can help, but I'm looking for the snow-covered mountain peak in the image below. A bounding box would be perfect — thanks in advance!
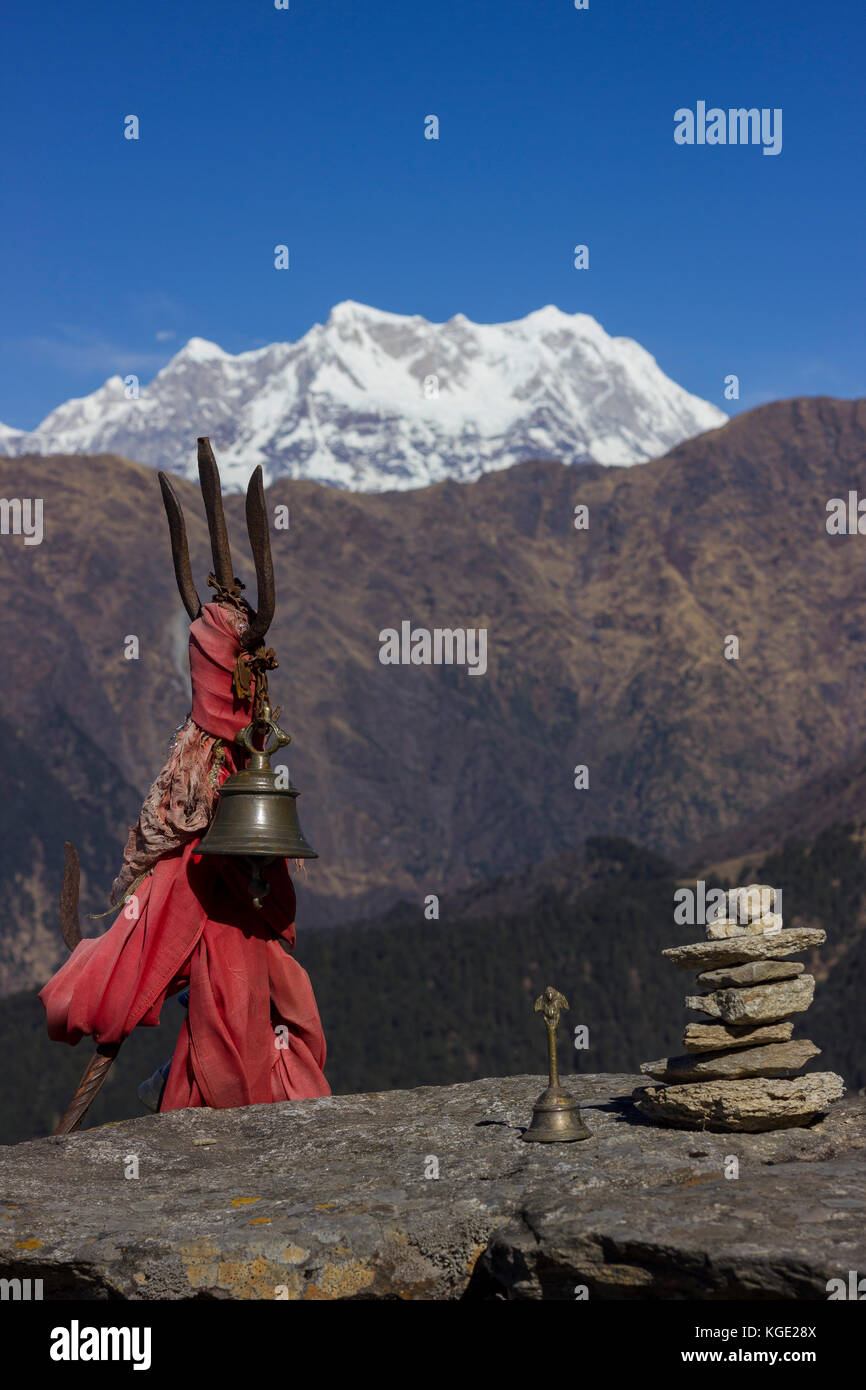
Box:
[0,302,727,491]
[521,303,578,327]
[172,337,229,363]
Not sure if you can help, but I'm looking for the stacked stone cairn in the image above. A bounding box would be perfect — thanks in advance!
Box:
[633,884,845,1132]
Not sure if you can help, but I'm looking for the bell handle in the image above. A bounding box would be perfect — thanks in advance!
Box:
[235,715,292,759]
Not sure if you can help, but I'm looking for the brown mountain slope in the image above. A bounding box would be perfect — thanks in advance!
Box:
[684,741,866,870]
[1,395,865,994]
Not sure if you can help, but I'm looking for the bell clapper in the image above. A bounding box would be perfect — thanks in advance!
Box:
[246,857,273,910]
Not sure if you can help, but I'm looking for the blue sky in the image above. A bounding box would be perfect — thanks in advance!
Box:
[2,0,863,429]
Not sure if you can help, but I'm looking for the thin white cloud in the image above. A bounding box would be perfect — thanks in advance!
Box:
[17,328,171,376]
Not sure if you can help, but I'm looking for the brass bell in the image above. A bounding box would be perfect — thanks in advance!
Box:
[522,986,592,1143]
[197,705,317,905]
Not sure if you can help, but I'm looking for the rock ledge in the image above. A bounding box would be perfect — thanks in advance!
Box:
[1,1074,864,1300]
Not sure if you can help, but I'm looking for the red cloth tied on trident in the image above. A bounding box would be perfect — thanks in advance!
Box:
[39,601,330,1110]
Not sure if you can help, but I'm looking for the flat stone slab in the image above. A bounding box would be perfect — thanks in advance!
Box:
[640,1039,820,1083]
[683,1021,794,1052]
[687,975,815,1025]
[696,960,804,989]
[633,1072,845,1133]
[663,927,825,971]
[0,1074,863,1300]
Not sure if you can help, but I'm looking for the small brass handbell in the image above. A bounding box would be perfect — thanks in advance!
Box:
[522,986,592,1143]
[197,705,317,905]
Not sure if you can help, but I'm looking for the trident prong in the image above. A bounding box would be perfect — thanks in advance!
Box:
[158,439,276,650]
